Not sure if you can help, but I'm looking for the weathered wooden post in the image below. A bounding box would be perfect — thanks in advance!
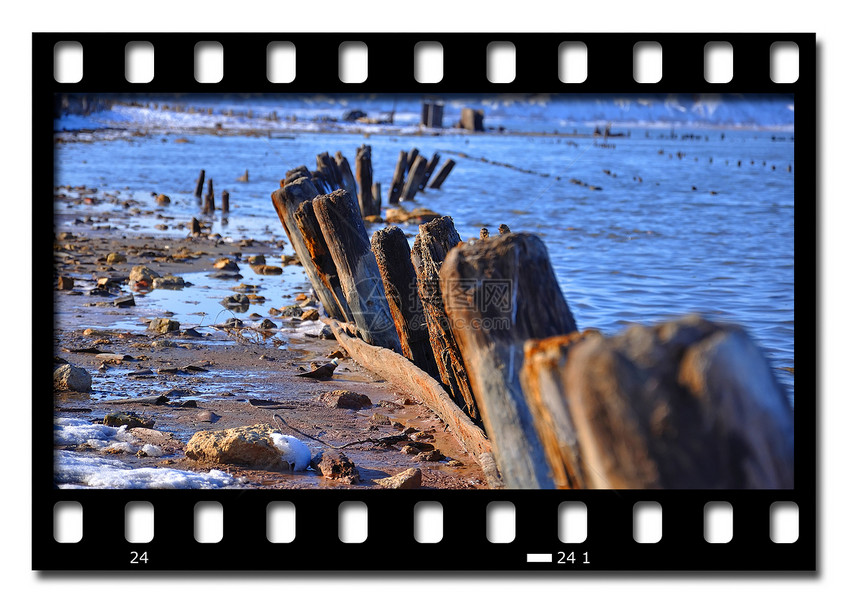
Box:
[194,169,206,198]
[355,144,377,217]
[427,158,456,189]
[387,150,409,205]
[271,176,346,321]
[418,153,441,191]
[411,216,478,419]
[334,151,358,205]
[521,316,795,489]
[405,147,420,171]
[293,200,353,322]
[371,226,438,377]
[371,182,382,215]
[312,189,400,350]
[316,152,341,192]
[401,155,427,202]
[204,178,215,214]
[440,233,578,489]
[221,190,229,213]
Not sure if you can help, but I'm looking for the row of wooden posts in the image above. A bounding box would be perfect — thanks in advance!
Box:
[194,169,229,214]
[269,147,794,490]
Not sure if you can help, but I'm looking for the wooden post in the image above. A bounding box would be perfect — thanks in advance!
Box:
[204,178,214,213]
[440,233,578,489]
[387,150,409,204]
[411,216,478,420]
[405,147,420,170]
[521,316,795,489]
[285,166,312,185]
[221,190,229,213]
[334,151,358,205]
[194,169,205,198]
[401,155,427,202]
[271,176,345,321]
[371,226,438,377]
[294,200,354,322]
[312,189,400,350]
[316,152,341,192]
[418,153,440,191]
[371,182,382,214]
[355,144,377,217]
[427,159,455,189]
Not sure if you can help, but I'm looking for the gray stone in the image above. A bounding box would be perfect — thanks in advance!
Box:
[53,364,92,392]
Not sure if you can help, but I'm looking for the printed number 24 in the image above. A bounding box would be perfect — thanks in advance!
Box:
[130,551,149,564]
[557,552,589,564]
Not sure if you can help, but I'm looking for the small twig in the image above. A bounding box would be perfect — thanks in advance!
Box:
[272,414,407,449]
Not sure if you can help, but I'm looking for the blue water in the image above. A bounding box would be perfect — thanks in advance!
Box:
[54,95,794,402]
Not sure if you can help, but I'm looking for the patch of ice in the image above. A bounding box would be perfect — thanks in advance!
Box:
[55,450,240,489]
[270,433,311,471]
[140,444,164,457]
[54,418,136,447]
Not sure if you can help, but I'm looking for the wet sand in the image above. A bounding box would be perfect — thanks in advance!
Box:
[53,185,487,489]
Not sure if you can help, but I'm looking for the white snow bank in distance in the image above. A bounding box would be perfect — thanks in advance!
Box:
[270,433,311,471]
[55,451,241,489]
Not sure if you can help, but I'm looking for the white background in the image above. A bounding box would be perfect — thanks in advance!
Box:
[2,1,853,607]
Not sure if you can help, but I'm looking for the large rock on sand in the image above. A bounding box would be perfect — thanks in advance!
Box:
[129,265,160,285]
[53,364,92,392]
[319,390,372,410]
[373,467,421,489]
[318,450,360,483]
[185,424,310,471]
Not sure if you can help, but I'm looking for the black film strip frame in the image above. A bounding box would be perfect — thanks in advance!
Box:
[34,32,815,572]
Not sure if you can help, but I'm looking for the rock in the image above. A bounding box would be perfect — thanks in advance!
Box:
[364,215,384,224]
[251,264,283,275]
[318,450,360,483]
[247,255,266,265]
[106,252,126,264]
[220,294,250,309]
[129,266,160,287]
[279,305,304,318]
[319,390,372,410]
[401,441,435,454]
[258,318,277,330]
[185,424,286,469]
[113,295,135,308]
[213,257,240,271]
[222,318,243,329]
[53,364,92,392]
[232,283,261,294]
[373,467,421,489]
[57,276,74,290]
[416,449,444,462]
[448,459,465,467]
[318,325,335,340]
[196,410,220,423]
[295,293,308,301]
[103,411,155,429]
[246,294,266,303]
[152,275,186,289]
[370,413,389,425]
[385,207,442,225]
[156,194,171,204]
[151,339,177,348]
[300,309,320,321]
[149,318,180,333]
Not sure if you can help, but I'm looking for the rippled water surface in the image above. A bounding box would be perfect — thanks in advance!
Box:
[56,125,794,401]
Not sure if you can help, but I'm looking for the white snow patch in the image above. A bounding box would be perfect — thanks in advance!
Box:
[270,433,311,471]
[140,444,165,457]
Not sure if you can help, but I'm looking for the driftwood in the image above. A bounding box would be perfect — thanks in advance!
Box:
[440,232,578,489]
[194,169,205,198]
[418,153,441,191]
[411,216,478,420]
[312,190,400,349]
[293,199,354,322]
[271,176,345,320]
[355,144,377,217]
[401,155,427,202]
[521,315,795,489]
[370,226,438,377]
[324,317,502,488]
[387,150,409,204]
[427,158,455,189]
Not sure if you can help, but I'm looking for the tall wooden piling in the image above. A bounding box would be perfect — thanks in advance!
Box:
[371,226,438,377]
[418,153,441,191]
[334,151,358,205]
[405,147,420,170]
[428,159,455,189]
[401,155,428,202]
[221,190,229,213]
[355,144,377,217]
[271,176,346,321]
[312,189,400,350]
[388,150,409,204]
[194,169,206,198]
[439,233,578,489]
[411,216,478,420]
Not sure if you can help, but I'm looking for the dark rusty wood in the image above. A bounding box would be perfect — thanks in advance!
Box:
[194,169,205,198]
[521,316,795,489]
[270,176,345,320]
[355,144,377,217]
[370,226,438,377]
[387,150,409,204]
[427,158,455,189]
[401,155,427,202]
[440,232,578,489]
[418,152,440,191]
[411,216,478,420]
[312,189,400,349]
[294,199,354,322]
